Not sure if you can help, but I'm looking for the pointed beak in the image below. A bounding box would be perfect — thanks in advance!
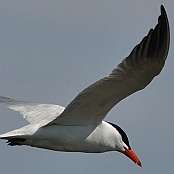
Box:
[124,149,142,167]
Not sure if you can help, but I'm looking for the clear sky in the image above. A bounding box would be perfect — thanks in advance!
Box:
[0,1,174,174]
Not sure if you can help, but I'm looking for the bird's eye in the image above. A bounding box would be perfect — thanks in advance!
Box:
[124,147,128,150]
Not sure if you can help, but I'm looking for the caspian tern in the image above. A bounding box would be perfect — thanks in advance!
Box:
[0,5,170,168]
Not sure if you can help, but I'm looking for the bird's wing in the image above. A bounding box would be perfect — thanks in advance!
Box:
[0,96,65,124]
[47,5,169,126]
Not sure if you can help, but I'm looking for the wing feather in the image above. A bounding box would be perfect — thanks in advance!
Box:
[0,96,65,125]
[48,5,169,125]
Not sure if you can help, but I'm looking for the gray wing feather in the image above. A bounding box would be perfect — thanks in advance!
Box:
[48,5,169,125]
[0,96,65,125]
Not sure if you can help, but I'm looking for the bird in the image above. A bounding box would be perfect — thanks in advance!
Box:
[0,5,170,168]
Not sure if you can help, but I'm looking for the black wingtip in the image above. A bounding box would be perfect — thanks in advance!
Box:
[127,5,170,69]
[160,5,170,60]
[146,5,169,59]
[160,5,167,20]
[161,5,165,14]
[161,5,164,11]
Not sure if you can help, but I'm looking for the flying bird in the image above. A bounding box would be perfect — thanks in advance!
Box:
[0,5,170,167]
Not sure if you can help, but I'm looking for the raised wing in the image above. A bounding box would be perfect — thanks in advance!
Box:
[0,96,65,125]
[48,5,170,126]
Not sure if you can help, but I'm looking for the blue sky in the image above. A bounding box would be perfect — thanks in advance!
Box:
[0,1,174,174]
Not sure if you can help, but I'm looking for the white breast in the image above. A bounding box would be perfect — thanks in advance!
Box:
[28,121,118,152]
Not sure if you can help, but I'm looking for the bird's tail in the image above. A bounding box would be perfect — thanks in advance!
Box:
[0,130,26,146]
[0,124,35,146]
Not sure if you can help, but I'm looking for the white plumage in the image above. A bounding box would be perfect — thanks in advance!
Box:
[0,5,170,167]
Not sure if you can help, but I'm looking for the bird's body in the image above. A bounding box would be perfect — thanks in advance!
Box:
[0,5,170,167]
[4,121,121,153]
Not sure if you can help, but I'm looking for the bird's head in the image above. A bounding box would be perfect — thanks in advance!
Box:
[108,122,142,167]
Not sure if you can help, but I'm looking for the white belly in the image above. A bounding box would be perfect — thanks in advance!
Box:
[27,122,116,153]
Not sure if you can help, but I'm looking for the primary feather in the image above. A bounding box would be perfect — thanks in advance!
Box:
[0,96,64,125]
[48,5,169,126]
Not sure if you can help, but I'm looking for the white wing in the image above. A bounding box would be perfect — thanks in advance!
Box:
[48,5,170,126]
[0,96,65,125]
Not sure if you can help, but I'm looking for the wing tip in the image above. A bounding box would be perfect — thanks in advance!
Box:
[160,5,165,13]
[159,5,170,60]
[160,5,169,28]
[160,5,166,16]
[128,5,169,63]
